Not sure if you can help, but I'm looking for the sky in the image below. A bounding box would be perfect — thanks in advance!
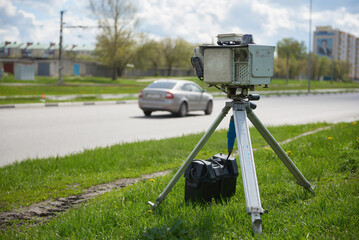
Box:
[1,0,359,50]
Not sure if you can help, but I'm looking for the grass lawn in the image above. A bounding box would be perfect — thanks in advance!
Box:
[1,75,358,99]
[0,75,148,85]
[0,75,148,99]
[1,121,358,239]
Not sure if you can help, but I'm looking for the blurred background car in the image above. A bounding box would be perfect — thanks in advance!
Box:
[138,79,213,117]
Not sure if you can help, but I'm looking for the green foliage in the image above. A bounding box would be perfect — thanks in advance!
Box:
[90,1,195,79]
[95,30,136,77]
[275,37,353,82]
[133,36,163,72]
[276,38,307,81]
[277,38,307,60]
[318,55,331,79]
[333,59,352,81]
[307,53,352,81]
[90,0,138,80]
[159,37,194,76]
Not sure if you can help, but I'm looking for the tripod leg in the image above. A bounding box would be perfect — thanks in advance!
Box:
[246,108,315,194]
[233,104,263,234]
[148,105,231,209]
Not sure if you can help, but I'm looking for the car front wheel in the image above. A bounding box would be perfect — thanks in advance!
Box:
[204,101,213,115]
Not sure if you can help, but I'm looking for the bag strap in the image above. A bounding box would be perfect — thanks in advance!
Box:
[190,160,209,180]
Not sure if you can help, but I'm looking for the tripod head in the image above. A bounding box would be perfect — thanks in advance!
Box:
[226,86,259,100]
[223,85,260,110]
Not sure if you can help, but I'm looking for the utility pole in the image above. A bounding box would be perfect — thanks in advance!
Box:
[57,11,101,84]
[308,0,312,93]
[58,10,65,85]
[331,58,334,84]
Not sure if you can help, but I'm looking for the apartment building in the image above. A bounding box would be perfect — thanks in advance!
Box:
[313,26,358,79]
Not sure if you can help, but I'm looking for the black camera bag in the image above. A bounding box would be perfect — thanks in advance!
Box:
[184,153,238,202]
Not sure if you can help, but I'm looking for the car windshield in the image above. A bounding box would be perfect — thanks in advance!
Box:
[146,81,176,89]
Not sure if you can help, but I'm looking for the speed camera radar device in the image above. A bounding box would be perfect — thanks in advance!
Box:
[149,34,315,235]
[191,33,275,88]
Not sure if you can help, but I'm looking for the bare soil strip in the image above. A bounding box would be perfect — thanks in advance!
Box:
[278,126,330,145]
[0,126,331,229]
[252,126,331,151]
[0,170,171,230]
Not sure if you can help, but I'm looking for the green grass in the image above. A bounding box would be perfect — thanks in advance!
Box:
[1,121,358,239]
[1,75,358,99]
[0,122,330,213]
[0,84,145,96]
[263,78,359,90]
[183,77,359,93]
[0,75,148,97]
[0,75,145,85]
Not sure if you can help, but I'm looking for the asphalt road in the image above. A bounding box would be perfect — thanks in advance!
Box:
[1,93,358,167]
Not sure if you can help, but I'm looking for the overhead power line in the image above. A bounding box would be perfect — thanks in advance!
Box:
[58,10,110,85]
[63,25,109,29]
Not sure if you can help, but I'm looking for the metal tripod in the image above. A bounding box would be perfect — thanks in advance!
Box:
[148,98,315,234]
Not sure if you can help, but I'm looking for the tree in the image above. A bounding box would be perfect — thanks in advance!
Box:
[133,36,194,76]
[274,57,286,78]
[276,37,352,83]
[133,35,163,75]
[90,0,138,80]
[305,54,352,81]
[171,38,194,70]
[307,53,319,80]
[160,38,176,76]
[160,38,194,76]
[277,38,307,83]
[333,60,351,81]
[317,56,331,80]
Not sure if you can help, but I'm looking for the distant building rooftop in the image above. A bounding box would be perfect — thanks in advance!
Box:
[27,43,50,50]
[0,42,95,51]
[1,42,24,48]
[72,44,95,51]
[316,26,334,31]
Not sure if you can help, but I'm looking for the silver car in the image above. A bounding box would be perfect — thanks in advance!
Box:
[138,80,213,117]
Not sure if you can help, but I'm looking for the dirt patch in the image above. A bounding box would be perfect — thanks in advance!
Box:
[252,126,331,151]
[0,170,172,230]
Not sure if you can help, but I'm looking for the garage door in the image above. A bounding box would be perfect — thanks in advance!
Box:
[38,62,50,76]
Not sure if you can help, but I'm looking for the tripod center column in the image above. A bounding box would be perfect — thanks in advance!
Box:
[232,102,264,232]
